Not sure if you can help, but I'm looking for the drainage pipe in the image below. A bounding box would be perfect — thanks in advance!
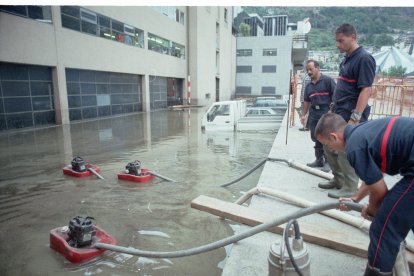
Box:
[148,171,177,182]
[95,201,362,258]
[88,167,104,180]
[285,159,333,180]
[236,186,414,253]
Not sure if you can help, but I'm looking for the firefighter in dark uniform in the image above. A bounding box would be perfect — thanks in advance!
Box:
[315,113,414,276]
[300,60,335,168]
[319,23,376,199]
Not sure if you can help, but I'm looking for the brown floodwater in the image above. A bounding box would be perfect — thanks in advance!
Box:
[0,108,277,276]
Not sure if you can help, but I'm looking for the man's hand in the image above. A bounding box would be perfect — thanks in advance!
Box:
[300,116,306,125]
[348,118,359,125]
[338,197,356,211]
[361,204,374,220]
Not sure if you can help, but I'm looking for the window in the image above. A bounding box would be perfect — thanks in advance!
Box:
[61,6,144,48]
[148,33,185,59]
[262,65,277,73]
[263,49,277,56]
[224,8,228,22]
[236,66,252,73]
[98,15,111,39]
[0,6,52,23]
[80,8,97,35]
[66,68,142,121]
[61,6,80,31]
[0,62,55,130]
[153,6,185,25]
[261,87,276,95]
[180,11,184,25]
[236,49,252,57]
[236,86,252,95]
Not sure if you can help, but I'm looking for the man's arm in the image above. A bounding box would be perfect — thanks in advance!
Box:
[350,182,370,202]
[354,86,372,114]
[348,86,371,125]
[365,178,388,217]
[300,101,310,125]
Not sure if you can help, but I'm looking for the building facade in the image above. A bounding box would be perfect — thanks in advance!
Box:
[235,13,308,98]
[0,6,235,131]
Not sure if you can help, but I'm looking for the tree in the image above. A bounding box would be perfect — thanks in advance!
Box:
[387,65,407,77]
[374,34,395,47]
[239,23,251,37]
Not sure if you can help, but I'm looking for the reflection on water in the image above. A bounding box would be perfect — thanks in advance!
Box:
[0,109,277,275]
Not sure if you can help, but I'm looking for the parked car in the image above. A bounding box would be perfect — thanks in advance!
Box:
[253,97,287,114]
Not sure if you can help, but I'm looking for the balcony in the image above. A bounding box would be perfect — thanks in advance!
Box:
[292,34,308,68]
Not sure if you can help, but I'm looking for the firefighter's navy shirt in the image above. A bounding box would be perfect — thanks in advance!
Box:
[304,74,335,106]
[344,117,414,185]
[333,46,376,104]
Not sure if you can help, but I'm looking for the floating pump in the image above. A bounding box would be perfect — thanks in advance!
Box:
[49,216,117,263]
[117,160,154,183]
[268,219,310,276]
[62,156,101,178]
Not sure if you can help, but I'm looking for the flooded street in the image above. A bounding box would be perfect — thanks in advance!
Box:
[0,108,277,276]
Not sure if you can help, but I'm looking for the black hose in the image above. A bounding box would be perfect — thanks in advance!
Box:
[284,219,304,276]
[219,158,267,187]
[95,201,362,258]
[219,158,290,188]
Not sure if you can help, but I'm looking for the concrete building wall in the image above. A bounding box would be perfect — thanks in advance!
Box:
[0,5,236,130]
[188,6,235,106]
[236,36,293,96]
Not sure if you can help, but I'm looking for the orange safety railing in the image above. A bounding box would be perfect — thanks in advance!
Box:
[369,83,414,119]
[292,74,414,123]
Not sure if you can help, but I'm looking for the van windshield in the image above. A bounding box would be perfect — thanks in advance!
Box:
[207,104,230,122]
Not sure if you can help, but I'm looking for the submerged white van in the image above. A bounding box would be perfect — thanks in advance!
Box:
[201,100,247,131]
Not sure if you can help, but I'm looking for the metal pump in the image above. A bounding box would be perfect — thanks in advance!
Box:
[125,160,142,176]
[71,156,87,172]
[67,216,96,248]
[268,219,310,276]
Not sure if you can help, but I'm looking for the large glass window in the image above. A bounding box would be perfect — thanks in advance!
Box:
[61,6,144,49]
[0,63,55,130]
[149,76,183,109]
[148,33,185,59]
[0,6,52,23]
[66,69,142,121]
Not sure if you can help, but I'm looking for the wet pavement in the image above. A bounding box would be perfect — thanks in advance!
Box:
[0,108,277,275]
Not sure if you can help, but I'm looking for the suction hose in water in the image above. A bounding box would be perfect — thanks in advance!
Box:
[219,157,332,188]
[95,201,362,258]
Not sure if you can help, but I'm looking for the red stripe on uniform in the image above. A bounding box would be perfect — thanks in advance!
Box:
[339,76,357,83]
[371,177,414,268]
[309,92,330,97]
[380,116,399,173]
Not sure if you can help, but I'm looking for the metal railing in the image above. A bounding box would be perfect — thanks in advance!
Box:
[290,75,414,127]
[369,83,414,119]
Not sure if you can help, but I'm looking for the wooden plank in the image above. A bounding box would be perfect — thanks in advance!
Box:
[191,195,414,270]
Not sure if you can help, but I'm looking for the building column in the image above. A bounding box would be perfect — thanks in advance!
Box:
[52,65,70,125]
[142,74,151,112]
